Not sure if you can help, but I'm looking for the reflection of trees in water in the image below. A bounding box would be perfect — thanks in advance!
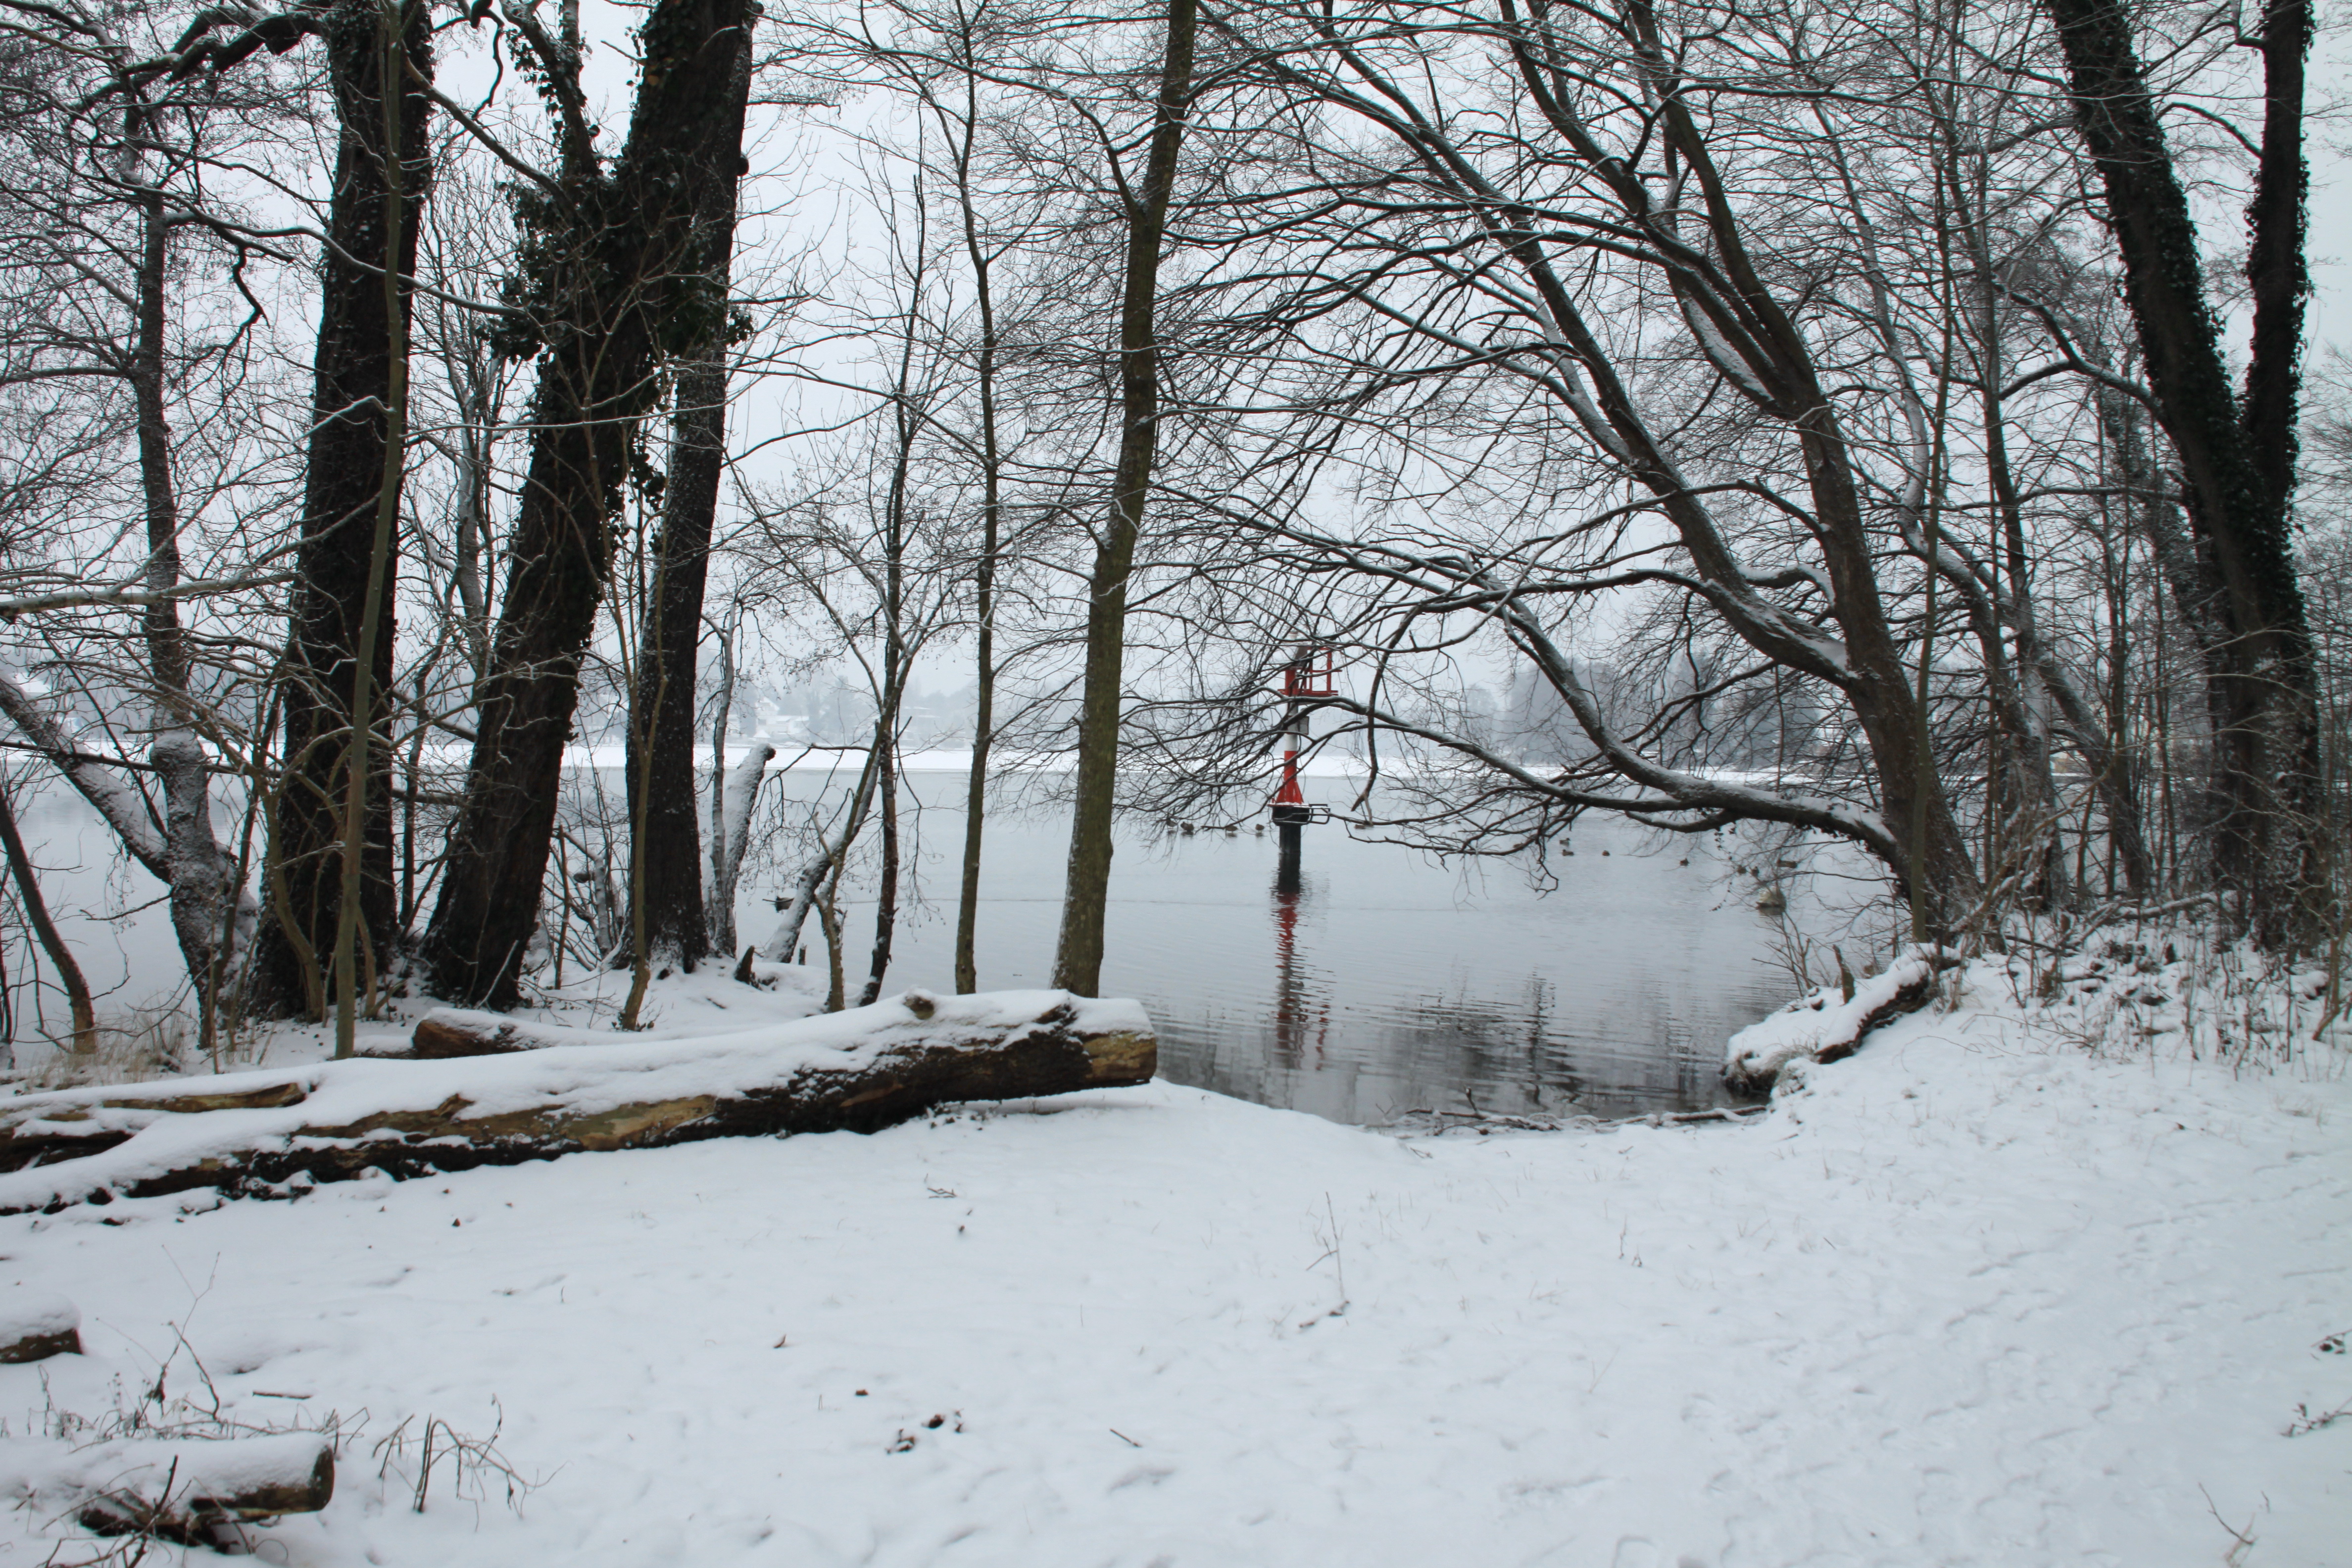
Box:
[1157,973,1727,1124]
[1374,981,1574,1113]
[1144,839,1738,1124]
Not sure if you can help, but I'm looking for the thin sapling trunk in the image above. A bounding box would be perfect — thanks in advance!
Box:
[1053,0,1197,995]
[0,780,98,1056]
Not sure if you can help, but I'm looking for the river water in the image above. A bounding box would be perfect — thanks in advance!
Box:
[9,766,1808,1122]
[811,769,1803,1124]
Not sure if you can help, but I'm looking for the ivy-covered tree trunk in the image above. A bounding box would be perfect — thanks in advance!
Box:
[621,19,755,977]
[255,0,433,1018]
[2042,0,2323,943]
[423,0,756,1008]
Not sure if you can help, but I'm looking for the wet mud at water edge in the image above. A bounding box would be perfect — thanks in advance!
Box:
[811,772,1824,1125]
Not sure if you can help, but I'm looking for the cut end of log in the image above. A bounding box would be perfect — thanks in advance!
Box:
[1081,1030,1156,1087]
[0,1325,81,1364]
[203,1438,336,1519]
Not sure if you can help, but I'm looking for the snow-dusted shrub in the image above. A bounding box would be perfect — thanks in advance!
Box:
[1991,917,2349,1073]
[16,1005,190,1092]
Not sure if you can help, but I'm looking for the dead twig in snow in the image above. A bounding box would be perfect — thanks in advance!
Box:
[371,1402,541,1518]
[2199,1483,2260,1567]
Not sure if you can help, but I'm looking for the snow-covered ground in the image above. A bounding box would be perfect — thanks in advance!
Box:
[1,963,2346,1566]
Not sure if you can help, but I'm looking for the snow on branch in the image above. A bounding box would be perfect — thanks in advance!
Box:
[0,670,165,876]
[0,568,296,622]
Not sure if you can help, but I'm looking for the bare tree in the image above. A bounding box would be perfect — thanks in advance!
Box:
[0,0,297,1051]
[2039,0,2324,942]
[1161,0,1983,927]
[1052,0,1196,995]
[0,772,97,1055]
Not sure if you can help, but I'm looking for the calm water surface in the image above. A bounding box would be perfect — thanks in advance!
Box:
[822,772,1799,1123]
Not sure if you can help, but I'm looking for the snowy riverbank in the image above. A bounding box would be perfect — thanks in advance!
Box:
[2,967,2346,1565]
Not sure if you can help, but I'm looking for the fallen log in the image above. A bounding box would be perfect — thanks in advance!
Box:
[0,1431,333,1543]
[0,990,1155,1214]
[1722,949,1955,1094]
[0,1290,80,1363]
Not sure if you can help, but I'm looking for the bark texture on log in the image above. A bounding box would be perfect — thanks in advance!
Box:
[0,992,1155,1214]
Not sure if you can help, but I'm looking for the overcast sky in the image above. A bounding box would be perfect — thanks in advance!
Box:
[2309,13,2352,359]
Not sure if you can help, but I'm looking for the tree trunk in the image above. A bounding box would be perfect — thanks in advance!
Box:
[758,750,878,966]
[622,20,755,977]
[128,137,244,1057]
[706,598,740,941]
[423,0,756,1007]
[1053,0,1197,996]
[328,0,420,1059]
[1964,235,2072,908]
[625,359,730,975]
[954,533,996,992]
[0,779,98,1055]
[256,0,433,1018]
[2041,0,2323,943]
[857,728,899,1007]
[950,55,1004,996]
[857,357,914,1008]
[817,873,845,1010]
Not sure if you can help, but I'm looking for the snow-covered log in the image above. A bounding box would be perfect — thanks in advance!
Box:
[0,1290,80,1363]
[400,1011,569,1058]
[0,991,1156,1213]
[0,1431,333,1541]
[1722,950,1951,1093]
